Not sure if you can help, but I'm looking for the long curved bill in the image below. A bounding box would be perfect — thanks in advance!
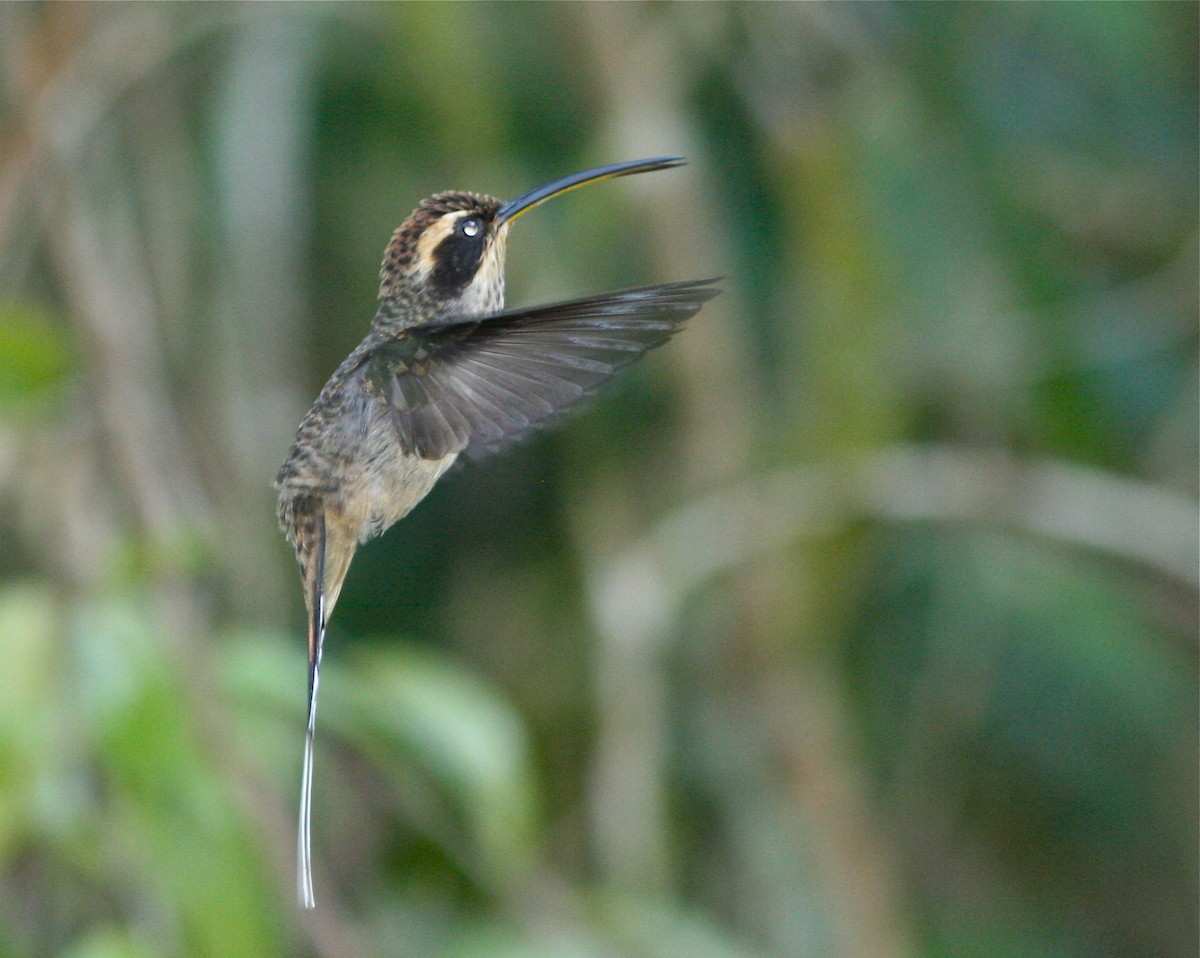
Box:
[495,156,685,226]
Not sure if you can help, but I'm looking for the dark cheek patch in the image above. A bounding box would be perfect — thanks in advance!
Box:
[431,234,484,295]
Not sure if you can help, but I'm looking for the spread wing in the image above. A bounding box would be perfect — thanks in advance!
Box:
[361,279,720,460]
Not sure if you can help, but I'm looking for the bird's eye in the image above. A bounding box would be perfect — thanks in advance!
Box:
[460,217,481,237]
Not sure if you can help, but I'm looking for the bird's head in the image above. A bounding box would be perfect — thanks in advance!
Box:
[378,157,686,316]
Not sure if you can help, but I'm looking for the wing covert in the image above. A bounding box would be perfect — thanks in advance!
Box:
[363,279,720,460]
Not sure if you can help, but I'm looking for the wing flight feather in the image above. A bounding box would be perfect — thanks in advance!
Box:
[364,279,720,459]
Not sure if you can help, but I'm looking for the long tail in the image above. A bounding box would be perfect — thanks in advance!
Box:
[298,512,327,909]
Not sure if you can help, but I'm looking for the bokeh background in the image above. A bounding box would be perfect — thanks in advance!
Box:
[0,4,1196,958]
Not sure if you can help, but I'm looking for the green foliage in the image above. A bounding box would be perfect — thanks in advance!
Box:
[0,3,1194,957]
[0,302,72,414]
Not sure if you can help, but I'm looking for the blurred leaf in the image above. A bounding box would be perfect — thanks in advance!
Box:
[221,630,541,896]
[0,583,63,857]
[927,916,1069,958]
[332,642,541,892]
[594,891,779,958]
[439,926,604,958]
[61,927,154,958]
[0,302,72,413]
[80,598,282,958]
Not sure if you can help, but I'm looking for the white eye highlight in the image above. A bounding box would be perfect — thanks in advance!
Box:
[461,217,481,237]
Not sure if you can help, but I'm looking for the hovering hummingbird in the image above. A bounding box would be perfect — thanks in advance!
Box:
[276,157,719,907]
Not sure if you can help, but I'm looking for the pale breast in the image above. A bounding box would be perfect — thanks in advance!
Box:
[343,412,459,544]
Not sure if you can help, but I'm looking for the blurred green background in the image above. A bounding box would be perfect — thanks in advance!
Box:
[0,3,1195,957]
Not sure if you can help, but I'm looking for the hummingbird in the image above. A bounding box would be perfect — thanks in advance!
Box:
[275,157,719,907]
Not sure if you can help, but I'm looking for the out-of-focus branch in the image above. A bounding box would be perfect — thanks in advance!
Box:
[2,9,366,954]
[590,447,1196,624]
[52,193,210,538]
[571,9,917,957]
[584,443,1195,958]
[576,2,755,491]
[572,0,766,914]
[207,14,317,624]
[0,6,225,269]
